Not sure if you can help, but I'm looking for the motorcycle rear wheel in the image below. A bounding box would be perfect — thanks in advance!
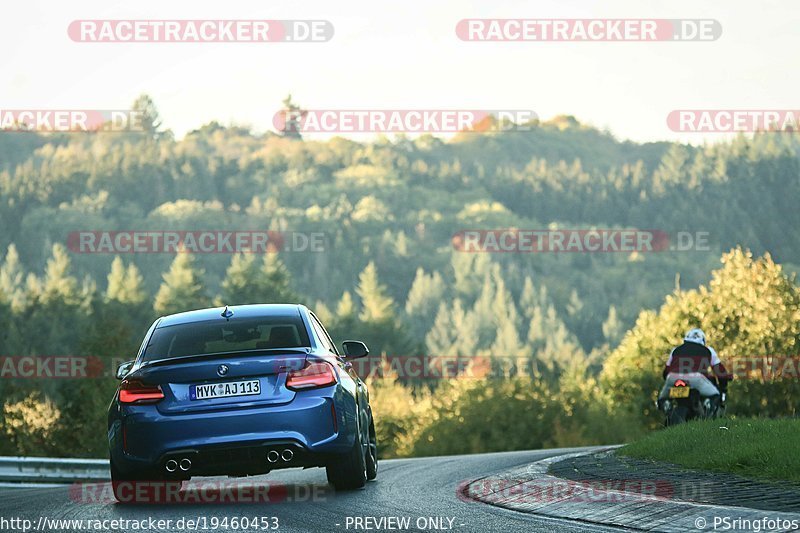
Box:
[665,406,688,426]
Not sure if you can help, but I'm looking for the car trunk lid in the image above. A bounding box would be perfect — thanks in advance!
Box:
[132,350,308,414]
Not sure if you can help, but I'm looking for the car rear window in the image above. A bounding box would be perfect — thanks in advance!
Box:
[142,315,311,362]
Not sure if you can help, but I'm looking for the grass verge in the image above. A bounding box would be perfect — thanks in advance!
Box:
[619,417,800,483]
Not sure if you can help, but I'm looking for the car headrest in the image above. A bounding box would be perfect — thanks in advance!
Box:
[256,326,299,349]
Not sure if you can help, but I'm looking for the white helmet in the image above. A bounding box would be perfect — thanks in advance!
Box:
[684,328,706,345]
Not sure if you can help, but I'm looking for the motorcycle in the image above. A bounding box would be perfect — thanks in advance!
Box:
[656,372,725,426]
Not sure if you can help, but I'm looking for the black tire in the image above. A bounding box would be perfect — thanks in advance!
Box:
[366,416,378,481]
[111,458,138,503]
[110,457,183,504]
[708,396,722,419]
[666,406,688,426]
[326,423,368,490]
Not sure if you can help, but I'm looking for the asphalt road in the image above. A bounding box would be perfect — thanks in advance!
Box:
[0,447,628,533]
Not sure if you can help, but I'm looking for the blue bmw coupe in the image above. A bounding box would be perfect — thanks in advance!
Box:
[108,304,377,500]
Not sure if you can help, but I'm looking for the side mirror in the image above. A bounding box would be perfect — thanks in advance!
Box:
[116,360,135,380]
[342,341,369,359]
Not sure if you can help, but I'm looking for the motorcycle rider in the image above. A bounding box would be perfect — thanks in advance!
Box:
[663,328,731,406]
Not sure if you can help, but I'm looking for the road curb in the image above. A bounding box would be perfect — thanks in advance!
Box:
[460,448,800,532]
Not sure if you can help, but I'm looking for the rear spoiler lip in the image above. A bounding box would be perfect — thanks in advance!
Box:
[140,347,312,369]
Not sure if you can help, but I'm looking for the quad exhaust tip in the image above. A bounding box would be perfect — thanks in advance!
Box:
[267,450,280,463]
[281,449,294,462]
[165,459,178,473]
[179,458,192,471]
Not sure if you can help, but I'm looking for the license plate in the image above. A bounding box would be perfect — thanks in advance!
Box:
[191,379,261,400]
[669,387,690,399]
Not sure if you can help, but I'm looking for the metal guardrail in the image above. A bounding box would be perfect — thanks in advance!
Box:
[0,456,110,483]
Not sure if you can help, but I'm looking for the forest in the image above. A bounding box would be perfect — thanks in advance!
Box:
[1,96,799,458]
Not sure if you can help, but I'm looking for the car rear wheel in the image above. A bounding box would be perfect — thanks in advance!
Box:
[110,458,141,503]
[110,457,183,504]
[326,426,368,490]
[366,416,378,481]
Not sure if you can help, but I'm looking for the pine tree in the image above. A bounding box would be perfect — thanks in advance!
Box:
[519,277,537,319]
[336,291,356,318]
[490,319,528,357]
[404,268,445,339]
[328,291,358,343]
[485,269,526,372]
[489,319,531,377]
[105,258,126,302]
[106,257,145,305]
[0,244,26,311]
[425,302,456,355]
[279,94,305,139]
[601,305,624,347]
[351,264,411,356]
[357,262,394,323]
[154,253,209,316]
[452,253,491,300]
[565,289,590,350]
[218,254,298,305]
[471,269,498,348]
[527,305,585,374]
[259,254,298,303]
[314,301,334,325]
[451,299,479,357]
[22,244,90,356]
[220,254,259,305]
[519,276,549,320]
[566,289,584,317]
[131,94,163,137]
[491,269,521,331]
[41,244,80,306]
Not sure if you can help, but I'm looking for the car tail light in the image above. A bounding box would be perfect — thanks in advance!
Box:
[286,361,337,390]
[119,379,164,404]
